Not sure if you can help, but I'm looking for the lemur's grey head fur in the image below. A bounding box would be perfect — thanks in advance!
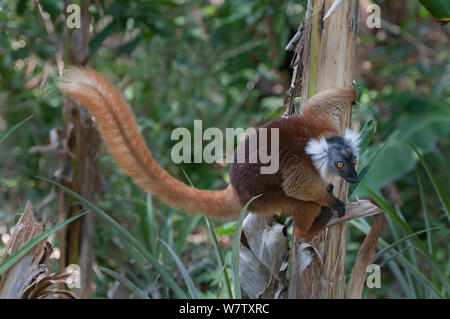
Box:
[305,129,361,183]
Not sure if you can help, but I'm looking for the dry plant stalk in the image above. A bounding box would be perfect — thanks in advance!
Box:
[286,0,383,299]
[0,202,76,299]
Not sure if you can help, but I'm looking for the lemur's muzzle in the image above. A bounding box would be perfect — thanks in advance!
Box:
[342,165,359,184]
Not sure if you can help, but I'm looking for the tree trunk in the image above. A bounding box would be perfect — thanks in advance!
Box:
[287,0,359,299]
[57,0,101,298]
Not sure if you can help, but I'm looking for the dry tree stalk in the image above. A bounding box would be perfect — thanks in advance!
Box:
[0,202,76,299]
[286,0,384,299]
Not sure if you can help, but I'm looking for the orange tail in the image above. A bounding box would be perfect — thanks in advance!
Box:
[57,67,242,217]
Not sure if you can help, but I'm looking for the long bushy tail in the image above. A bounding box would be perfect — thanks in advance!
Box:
[57,67,242,217]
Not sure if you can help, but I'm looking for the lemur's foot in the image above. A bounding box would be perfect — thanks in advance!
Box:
[318,206,333,224]
[330,197,345,217]
[327,183,334,194]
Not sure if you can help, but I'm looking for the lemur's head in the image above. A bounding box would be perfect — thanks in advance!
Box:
[305,129,361,183]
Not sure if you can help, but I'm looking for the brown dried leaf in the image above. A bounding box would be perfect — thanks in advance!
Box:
[239,213,290,298]
[326,199,383,227]
[0,202,77,299]
[346,213,383,299]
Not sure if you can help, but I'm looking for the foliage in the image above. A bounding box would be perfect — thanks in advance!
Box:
[0,0,448,299]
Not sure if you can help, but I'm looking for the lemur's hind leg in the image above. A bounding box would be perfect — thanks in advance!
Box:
[291,202,322,238]
[302,206,334,238]
[250,190,334,238]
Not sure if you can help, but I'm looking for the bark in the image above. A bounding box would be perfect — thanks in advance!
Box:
[57,0,101,298]
[287,0,359,299]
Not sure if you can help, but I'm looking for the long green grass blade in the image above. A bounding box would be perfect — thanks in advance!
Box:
[205,217,233,298]
[349,128,391,197]
[0,115,33,144]
[362,183,450,294]
[145,193,158,256]
[175,215,202,255]
[372,227,440,262]
[378,246,413,268]
[180,166,233,298]
[99,266,150,299]
[395,206,422,297]
[415,170,433,254]
[231,195,261,299]
[357,119,374,157]
[410,142,450,223]
[160,239,199,299]
[0,211,87,276]
[350,219,444,298]
[37,176,187,298]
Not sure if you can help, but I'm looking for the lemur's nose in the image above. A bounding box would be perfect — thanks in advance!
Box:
[345,176,359,184]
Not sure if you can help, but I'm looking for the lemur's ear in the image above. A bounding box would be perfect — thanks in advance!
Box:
[344,128,361,156]
[305,137,329,178]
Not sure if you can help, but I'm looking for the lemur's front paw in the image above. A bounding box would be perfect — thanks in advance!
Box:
[327,183,334,194]
[319,206,333,223]
[332,198,346,217]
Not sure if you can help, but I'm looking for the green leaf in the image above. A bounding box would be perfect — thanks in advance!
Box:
[160,239,199,299]
[349,127,391,197]
[362,183,450,294]
[372,227,440,263]
[118,33,143,55]
[416,170,433,254]
[0,115,33,144]
[175,215,202,255]
[362,114,450,191]
[350,219,444,298]
[90,20,120,55]
[0,211,87,276]
[419,0,450,20]
[180,166,233,298]
[358,119,374,157]
[410,141,450,223]
[231,194,261,299]
[145,193,158,256]
[36,176,187,299]
[214,221,237,237]
[99,266,150,299]
[205,217,233,298]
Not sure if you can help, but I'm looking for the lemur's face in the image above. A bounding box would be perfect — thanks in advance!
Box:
[305,129,361,184]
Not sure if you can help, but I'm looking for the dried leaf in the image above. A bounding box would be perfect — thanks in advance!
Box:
[327,199,383,227]
[239,213,289,298]
[0,202,48,298]
[0,202,77,299]
[346,214,383,299]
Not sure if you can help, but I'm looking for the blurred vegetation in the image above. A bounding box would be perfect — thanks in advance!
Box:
[0,0,448,298]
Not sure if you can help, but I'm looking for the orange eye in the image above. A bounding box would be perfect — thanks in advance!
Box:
[353,158,357,165]
[337,162,344,168]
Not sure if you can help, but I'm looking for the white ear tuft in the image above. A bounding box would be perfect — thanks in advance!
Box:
[305,137,329,179]
[344,128,361,156]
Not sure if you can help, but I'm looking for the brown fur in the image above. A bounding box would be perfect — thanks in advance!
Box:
[57,67,357,237]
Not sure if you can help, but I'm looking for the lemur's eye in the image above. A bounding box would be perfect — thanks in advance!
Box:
[353,157,357,165]
[336,162,344,169]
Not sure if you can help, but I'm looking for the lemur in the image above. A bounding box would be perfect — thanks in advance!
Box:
[57,67,360,238]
